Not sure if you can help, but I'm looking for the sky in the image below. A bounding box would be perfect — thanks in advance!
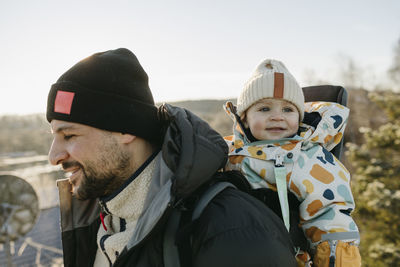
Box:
[1,0,399,115]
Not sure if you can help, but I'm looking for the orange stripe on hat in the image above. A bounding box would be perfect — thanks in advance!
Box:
[274,72,284,98]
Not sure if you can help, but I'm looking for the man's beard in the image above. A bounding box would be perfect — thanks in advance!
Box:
[63,140,131,200]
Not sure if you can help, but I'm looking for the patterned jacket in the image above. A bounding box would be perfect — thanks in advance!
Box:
[224,101,361,266]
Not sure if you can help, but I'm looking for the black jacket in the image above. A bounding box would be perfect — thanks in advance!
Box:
[57,104,296,267]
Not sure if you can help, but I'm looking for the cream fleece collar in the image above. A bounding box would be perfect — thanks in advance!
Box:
[94,155,157,266]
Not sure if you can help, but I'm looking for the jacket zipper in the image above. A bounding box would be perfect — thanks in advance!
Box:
[328,240,337,267]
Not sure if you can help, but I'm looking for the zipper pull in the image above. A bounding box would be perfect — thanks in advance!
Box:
[100,212,108,231]
[275,154,284,167]
[99,200,108,231]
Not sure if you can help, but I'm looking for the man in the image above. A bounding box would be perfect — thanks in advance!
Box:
[47,48,296,266]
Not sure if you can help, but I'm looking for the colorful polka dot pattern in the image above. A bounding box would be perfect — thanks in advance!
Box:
[224,101,359,248]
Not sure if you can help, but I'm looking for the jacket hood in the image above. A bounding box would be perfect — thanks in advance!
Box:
[161,103,228,199]
[224,101,349,152]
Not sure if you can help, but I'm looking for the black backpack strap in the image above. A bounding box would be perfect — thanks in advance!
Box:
[163,208,182,267]
[192,181,237,220]
[163,181,236,267]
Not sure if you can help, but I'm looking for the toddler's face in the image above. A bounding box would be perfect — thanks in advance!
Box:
[244,98,299,141]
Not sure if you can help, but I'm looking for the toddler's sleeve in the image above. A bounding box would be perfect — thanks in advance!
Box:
[294,150,361,265]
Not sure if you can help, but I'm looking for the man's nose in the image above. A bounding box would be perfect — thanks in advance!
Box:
[48,139,68,165]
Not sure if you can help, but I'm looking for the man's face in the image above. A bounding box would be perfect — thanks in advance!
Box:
[49,120,131,200]
[244,98,300,141]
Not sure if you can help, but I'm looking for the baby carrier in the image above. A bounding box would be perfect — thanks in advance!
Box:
[163,85,349,267]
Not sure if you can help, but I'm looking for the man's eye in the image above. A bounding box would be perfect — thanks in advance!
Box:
[64,134,76,140]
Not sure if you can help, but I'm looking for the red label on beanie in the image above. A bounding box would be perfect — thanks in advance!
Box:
[54,91,75,115]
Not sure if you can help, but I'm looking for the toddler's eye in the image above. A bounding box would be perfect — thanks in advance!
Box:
[283,107,294,112]
[259,107,270,112]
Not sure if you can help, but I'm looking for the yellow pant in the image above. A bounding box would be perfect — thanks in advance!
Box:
[313,241,361,267]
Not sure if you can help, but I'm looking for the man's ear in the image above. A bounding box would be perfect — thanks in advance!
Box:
[118,133,136,144]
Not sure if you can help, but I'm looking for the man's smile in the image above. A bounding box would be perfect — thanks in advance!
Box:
[62,163,83,185]
[68,168,81,184]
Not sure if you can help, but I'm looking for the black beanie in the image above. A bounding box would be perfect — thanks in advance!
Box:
[47,48,162,144]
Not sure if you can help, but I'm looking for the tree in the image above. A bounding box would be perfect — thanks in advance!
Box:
[346,91,400,266]
[336,54,365,90]
[388,37,400,91]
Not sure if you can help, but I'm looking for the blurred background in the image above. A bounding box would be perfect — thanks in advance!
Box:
[1,1,399,266]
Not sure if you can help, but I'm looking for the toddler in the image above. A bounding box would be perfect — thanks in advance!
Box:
[224,59,361,267]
